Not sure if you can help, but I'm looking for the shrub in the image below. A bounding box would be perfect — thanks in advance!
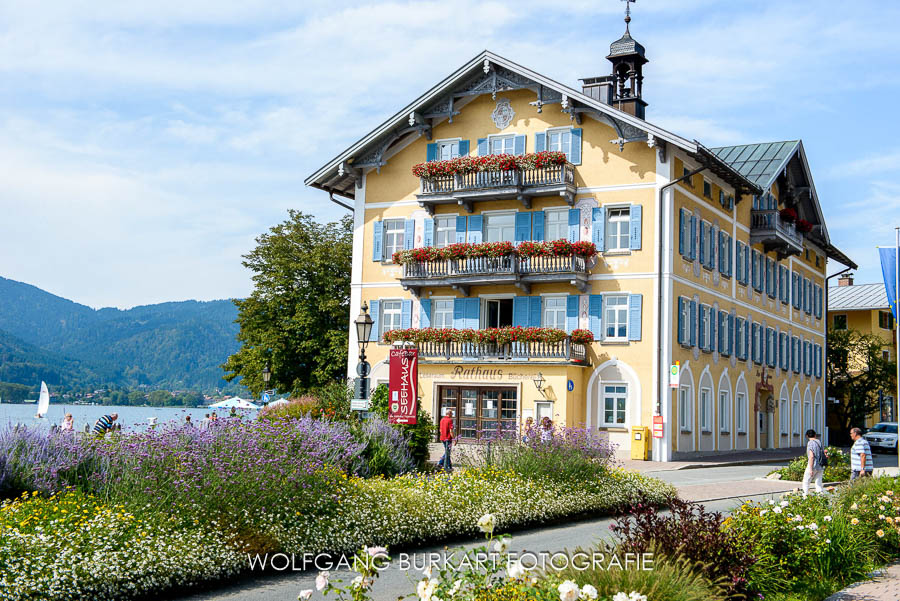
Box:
[769,446,850,482]
[352,416,417,477]
[835,476,900,558]
[368,384,435,467]
[610,496,754,598]
[258,395,319,421]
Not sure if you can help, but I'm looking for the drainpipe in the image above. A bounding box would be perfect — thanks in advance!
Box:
[823,263,853,447]
[656,166,707,460]
[329,191,354,212]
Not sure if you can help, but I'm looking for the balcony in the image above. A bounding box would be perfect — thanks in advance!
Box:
[750,210,803,257]
[400,253,590,296]
[417,163,576,213]
[417,339,587,363]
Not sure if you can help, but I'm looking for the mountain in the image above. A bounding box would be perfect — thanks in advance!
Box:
[0,276,241,391]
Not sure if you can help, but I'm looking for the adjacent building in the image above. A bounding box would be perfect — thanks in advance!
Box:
[306,16,855,459]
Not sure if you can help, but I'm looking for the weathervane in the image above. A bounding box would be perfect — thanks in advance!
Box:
[622,0,636,31]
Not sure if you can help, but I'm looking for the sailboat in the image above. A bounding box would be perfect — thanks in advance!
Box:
[35,382,50,419]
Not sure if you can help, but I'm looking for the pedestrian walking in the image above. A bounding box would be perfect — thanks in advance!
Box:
[93,413,118,435]
[849,427,874,480]
[802,429,826,496]
[438,408,454,472]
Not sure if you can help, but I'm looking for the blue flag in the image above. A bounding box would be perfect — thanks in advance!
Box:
[880,247,898,321]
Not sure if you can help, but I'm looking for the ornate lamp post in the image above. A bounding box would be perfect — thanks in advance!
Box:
[261,362,271,401]
[355,302,374,401]
[532,372,546,397]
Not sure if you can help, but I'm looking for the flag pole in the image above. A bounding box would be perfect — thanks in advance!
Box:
[895,227,899,469]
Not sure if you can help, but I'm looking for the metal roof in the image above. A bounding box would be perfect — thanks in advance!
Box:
[711,141,801,189]
[828,283,889,311]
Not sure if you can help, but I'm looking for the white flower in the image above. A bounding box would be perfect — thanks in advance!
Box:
[768,499,776,505]
[507,560,525,579]
[629,593,648,601]
[796,525,805,530]
[477,513,496,534]
[558,580,580,601]
[824,515,832,522]
[780,500,790,507]
[613,594,629,601]
[366,546,388,557]
[850,503,858,510]
[808,523,818,531]
[448,580,461,597]
[826,539,831,544]
[351,575,364,589]
[773,506,783,514]
[422,563,434,578]
[760,509,768,516]
[581,584,598,599]
[793,515,803,522]
[315,571,330,591]
[417,578,438,601]
[493,538,509,554]
[298,590,313,601]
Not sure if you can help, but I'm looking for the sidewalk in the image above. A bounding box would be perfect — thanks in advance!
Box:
[825,563,900,601]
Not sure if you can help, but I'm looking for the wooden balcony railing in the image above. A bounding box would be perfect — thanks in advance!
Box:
[402,254,588,279]
[416,339,587,362]
[750,209,803,256]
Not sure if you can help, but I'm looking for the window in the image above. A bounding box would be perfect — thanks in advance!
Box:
[678,297,691,346]
[434,216,456,248]
[815,403,822,434]
[544,209,568,241]
[602,384,627,427]
[700,388,712,432]
[436,140,460,161]
[605,207,631,251]
[833,314,847,330]
[884,349,892,362]
[380,300,402,337]
[679,386,691,431]
[699,305,713,352]
[440,386,517,440]
[484,212,515,243]
[605,295,628,340]
[535,401,553,424]
[432,299,454,329]
[383,219,405,260]
[803,402,812,433]
[547,128,572,157]
[543,296,567,330]
[490,135,515,155]
[703,179,712,199]
[735,318,746,360]
[484,298,513,328]
[683,166,692,184]
[719,390,731,433]
[792,401,800,435]
[736,393,747,433]
[879,311,895,330]
[780,399,789,435]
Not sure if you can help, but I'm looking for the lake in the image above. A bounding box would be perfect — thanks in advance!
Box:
[0,403,258,432]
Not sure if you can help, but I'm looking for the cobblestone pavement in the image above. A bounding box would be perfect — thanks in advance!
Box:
[825,563,900,601]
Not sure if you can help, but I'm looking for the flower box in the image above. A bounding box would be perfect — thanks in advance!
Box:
[412,151,569,179]
[795,219,813,233]
[382,326,593,345]
[392,240,597,265]
[779,207,798,222]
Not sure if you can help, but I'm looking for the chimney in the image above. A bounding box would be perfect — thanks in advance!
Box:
[838,273,854,287]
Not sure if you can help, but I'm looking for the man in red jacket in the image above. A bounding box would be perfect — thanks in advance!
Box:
[439,408,455,472]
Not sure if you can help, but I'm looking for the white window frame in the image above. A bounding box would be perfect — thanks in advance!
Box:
[546,126,573,159]
[542,295,567,330]
[483,211,516,243]
[736,393,747,433]
[679,385,692,432]
[719,389,731,433]
[604,294,629,341]
[435,137,462,161]
[700,387,712,433]
[700,305,712,351]
[679,298,691,347]
[803,402,812,433]
[431,298,454,329]
[780,399,789,435]
[488,134,516,155]
[433,215,457,248]
[535,401,553,423]
[735,318,745,359]
[601,383,628,428]
[814,403,822,434]
[544,208,568,242]
[481,294,515,329]
[792,400,800,435]
[604,205,631,252]
[382,219,405,261]
[380,299,403,337]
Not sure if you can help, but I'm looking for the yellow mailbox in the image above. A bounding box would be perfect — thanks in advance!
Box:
[630,426,651,460]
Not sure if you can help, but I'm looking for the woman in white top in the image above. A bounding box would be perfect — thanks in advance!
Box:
[60,413,74,432]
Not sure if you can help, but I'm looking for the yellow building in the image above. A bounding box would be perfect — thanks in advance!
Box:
[305,19,855,459]
[828,274,897,424]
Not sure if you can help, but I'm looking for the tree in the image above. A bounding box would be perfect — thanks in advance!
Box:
[827,327,897,441]
[148,389,172,407]
[222,211,352,396]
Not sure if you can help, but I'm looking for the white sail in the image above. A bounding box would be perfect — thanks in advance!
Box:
[36,382,50,417]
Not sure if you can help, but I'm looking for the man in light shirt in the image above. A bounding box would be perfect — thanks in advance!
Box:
[849,427,873,480]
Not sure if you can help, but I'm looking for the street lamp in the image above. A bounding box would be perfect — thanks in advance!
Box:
[262,362,271,387]
[355,302,374,401]
[533,372,545,396]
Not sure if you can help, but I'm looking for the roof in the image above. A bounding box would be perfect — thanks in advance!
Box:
[305,50,759,200]
[828,283,889,311]
[608,30,646,59]
[711,141,800,189]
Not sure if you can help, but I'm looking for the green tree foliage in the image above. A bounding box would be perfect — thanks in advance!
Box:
[222,211,352,396]
[827,327,897,440]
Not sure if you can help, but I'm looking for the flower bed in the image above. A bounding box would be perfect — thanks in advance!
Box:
[382,326,593,345]
[412,151,568,178]
[767,446,851,482]
[392,239,597,265]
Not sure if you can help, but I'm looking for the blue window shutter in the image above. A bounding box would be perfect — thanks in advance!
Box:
[535,132,546,153]
[453,298,466,329]
[466,298,480,329]
[699,223,706,266]
[689,216,697,260]
[423,218,434,247]
[532,211,545,241]
[735,243,742,281]
[514,135,526,156]
[566,295,579,334]
[529,296,542,328]
[751,251,758,289]
[699,305,706,351]
[744,245,750,284]
[629,204,642,250]
[592,207,606,250]
[368,300,380,341]
[677,297,685,345]
[568,208,580,242]
[570,128,583,165]
[404,219,415,250]
[455,216,467,244]
[419,299,432,328]
[689,300,697,347]
[679,209,687,256]
[717,311,725,353]
[477,138,488,156]
[426,143,437,162]
[710,308,717,352]
[718,232,726,272]
[515,212,532,243]
[816,345,823,378]
[728,314,735,356]
[513,297,528,327]
[728,238,734,276]
[467,215,483,243]
[628,294,642,341]
[458,140,470,157]
[372,221,383,261]
[589,295,603,340]
[401,300,412,329]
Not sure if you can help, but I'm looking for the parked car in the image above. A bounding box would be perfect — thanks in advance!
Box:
[863,422,898,453]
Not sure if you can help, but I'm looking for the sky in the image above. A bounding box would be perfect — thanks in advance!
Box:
[1,0,898,309]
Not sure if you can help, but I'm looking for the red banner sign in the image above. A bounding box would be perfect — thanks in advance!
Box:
[652,415,664,439]
[389,348,418,424]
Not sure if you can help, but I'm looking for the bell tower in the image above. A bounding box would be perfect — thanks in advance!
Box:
[581,0,649,119]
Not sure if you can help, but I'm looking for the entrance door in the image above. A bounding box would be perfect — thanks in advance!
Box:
[437,385,517,440]
[758,411,768,449]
